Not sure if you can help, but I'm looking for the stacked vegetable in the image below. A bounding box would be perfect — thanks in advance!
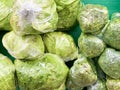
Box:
[0,0,120,90]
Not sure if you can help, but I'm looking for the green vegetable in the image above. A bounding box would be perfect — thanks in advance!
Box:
[106,77,120,90]
[0,54,15,90]
[15,53,69,90]
[68,54,97,88]
[10,0,58,35]
[2,31,44,60]
[98,48,120,79]
[55,0,80,30]
[87,79,107,90]
[78,33,105,58]
[77,4,109,34]
[103,13,120,50]
[0,0,14,30]
[43,31,78,62]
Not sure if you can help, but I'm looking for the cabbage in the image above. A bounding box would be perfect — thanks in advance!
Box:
[98,48,120,79]
[106,77,120,90]
[55,0,80,30]
[15,53,69,90]
[43,31,78,62]
[78,33,105,58]
[77,4,109,34]
[10,0,58,35]
[0,54,15,90]
[2,31,44,60]
[68,54,97,88]
[103,13,120,50]
[0,0,14,30]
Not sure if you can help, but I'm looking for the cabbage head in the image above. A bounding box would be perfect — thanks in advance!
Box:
[55,0,80,30]
[0,0,14,30]
[78,33,105,58]
[68,54,97,88]
[0,54,15,90]
[2,31,45,60]
[77,4,109,34]
[103,13,120,50]
[99,48,120,79]
[43,31,78,62]
[106,77,120,90]
[15,53,69,90]
[10,0,58,35]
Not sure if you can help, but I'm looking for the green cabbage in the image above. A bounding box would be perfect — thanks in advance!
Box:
[103,13,120,50]
[0,54,15,90]
[43,31,78,62]
[10,0,58,35]
[15,53,69,90]
[68,54,97,88]
[106,77,120,90]
[98,48,120,79]
[77,4,109,34]
[0,0,14,30]
[55,0,80,30]
[78,33,105,58]
[2,31,44,60]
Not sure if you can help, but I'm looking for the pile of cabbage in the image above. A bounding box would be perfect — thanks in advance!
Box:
[0,0,120,90]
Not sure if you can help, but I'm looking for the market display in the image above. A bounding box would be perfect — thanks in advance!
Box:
[0,0,120,90]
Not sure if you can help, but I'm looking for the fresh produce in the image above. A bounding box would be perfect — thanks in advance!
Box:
[106,77,120,90]
[67,54,97,88]
[0,54,15,90]
[77,4,109,34]
[99,48,120,79]
[2,31,45,60]
[10,0,58,35]
[43,31,78,62]
[0,0,14,30]
[55,0,80,30]
[103,13,120,50]
[78,33,105,58]
[1,0,120,90]
[15,53,69,90]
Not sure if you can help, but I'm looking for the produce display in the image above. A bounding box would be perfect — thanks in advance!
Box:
[0,0,120,90]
